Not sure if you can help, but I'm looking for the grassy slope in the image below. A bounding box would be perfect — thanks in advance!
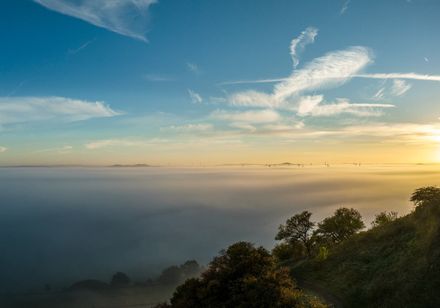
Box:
[293,202,440,307]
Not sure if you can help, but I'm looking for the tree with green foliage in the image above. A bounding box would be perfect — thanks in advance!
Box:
[410,186,440,207]
[162,242,326,308]
[314,208,365,245]
[276,211,315,257]
[371,211,398,228]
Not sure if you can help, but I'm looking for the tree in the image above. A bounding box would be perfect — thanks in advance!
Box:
[157,260,203,285]
[110,272,131,287]
[163,242,326,308]
[410,186,440,207]
[371,211,398,228]
[275,211,315,257]
[157,266,182,285]
[314,208,365,245]
[272,242,306,262]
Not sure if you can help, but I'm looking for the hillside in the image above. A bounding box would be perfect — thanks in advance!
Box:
[292,189,440,307]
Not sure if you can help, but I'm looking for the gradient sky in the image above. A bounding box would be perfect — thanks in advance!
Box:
[1,0,440,165]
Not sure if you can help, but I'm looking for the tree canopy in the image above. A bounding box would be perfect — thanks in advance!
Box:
[410,186,440,207]
[163,242,326,308]
[371,211,398,228]
[314,208,365,245]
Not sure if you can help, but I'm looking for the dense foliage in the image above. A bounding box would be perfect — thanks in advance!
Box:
[371,211,398,228]
[314,208,365,245]
[162,242,326,308]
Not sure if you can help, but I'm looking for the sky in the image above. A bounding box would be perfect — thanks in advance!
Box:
[1,0,440,165]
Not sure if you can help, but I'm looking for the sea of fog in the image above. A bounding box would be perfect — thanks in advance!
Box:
[0,165,439,292]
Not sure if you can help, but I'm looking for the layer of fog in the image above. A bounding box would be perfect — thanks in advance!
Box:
[0,165,438,292]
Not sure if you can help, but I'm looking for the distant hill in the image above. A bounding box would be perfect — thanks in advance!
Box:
[293,192,440,307]
[110,164,153,167]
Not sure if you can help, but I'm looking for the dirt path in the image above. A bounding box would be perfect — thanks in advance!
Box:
[298,280,344,308]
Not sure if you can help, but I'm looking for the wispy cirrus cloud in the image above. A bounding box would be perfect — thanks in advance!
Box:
[188,89,203,104]
[161,123,213,133]
[0,146,7,153]
[67,38,95,55]
[33,0,157,42]
[390,79,412,96]
[187,62,201,74]
[222,72,440,86]
[290,27,318,68]
[273,46,372,102]
[340,0,350,15]
[229,46,373,109]
[355,73,440,82]
[227,44,386,117]
[0,96,121,125]
[372,87,386,100]
[297,97,394,117]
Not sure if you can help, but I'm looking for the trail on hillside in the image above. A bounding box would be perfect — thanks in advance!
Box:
[299,280,344,308]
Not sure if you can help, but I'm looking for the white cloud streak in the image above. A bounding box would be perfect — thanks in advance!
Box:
[355,73,440,82]
[373,87,386,100]
[391,79,412,96]
[67,38,95,55]
[0,146,7,153]
[162,123,213,133]
[34,0,157,41]
[0,97,121,125]
[221,45,370,88]
[340,0,350,15]
[222,72,440,86]
[297,98,395,117]
[229,46,374,116]
[290,27,318,68]
[188,89,203,104]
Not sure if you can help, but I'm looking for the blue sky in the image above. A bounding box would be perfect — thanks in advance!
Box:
[1,0,440,165]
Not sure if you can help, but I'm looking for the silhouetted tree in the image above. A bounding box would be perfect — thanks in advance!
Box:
[110,272,131,287]
[157,260,203,285]
[371,211,398,227]
[157,266,181,285]
[161,242,326,308]
[276,211,315,257]
[314,207,365,245]
[179,260,202,278]
[410,186,440,207]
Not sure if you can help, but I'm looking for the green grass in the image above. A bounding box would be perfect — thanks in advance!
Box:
[292,201,440,307]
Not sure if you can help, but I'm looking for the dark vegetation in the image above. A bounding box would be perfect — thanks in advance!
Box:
[159,242,326,308]
[2,261,203,308]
